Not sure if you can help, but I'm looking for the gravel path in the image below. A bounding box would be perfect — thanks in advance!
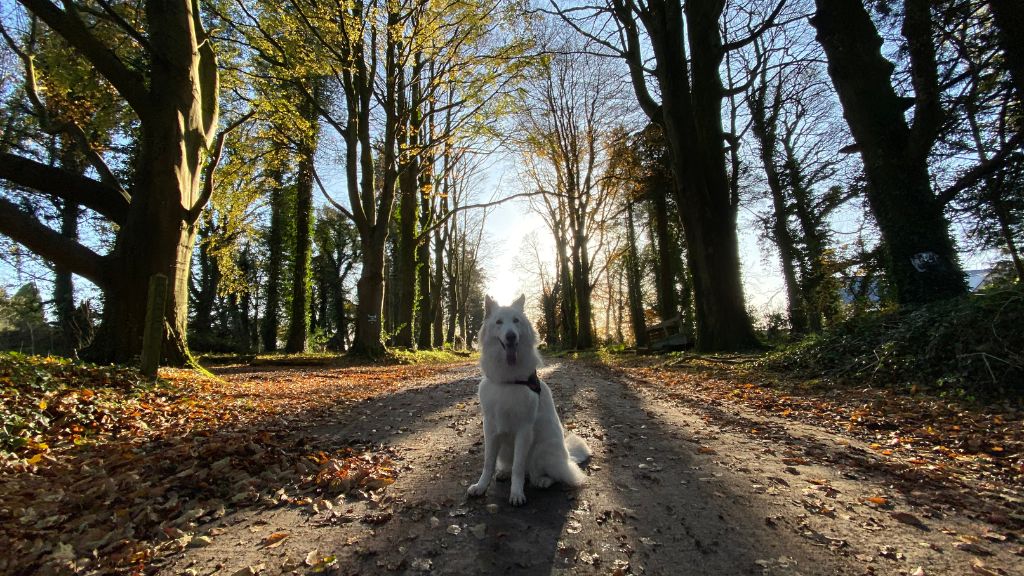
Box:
[164,360,1022,576]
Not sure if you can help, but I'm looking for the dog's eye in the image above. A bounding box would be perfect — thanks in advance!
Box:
[513,317,519,323]
[496,319,503,325]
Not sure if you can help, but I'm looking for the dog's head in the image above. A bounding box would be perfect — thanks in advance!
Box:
[479,294,538,368]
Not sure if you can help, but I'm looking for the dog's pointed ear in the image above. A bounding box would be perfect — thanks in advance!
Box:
[484,295,496,317]
[512,294,526,312]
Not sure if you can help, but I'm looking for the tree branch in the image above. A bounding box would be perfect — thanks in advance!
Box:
[0,152,129,224]
[0,195,108,286]
[17,0,152,118]
[938,131,1024,205]
[722,0,789,52]
[0,19,130,201]
[185,110,255,225]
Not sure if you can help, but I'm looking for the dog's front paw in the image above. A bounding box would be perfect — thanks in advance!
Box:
[467,482,487,497]
[509,488,526,506]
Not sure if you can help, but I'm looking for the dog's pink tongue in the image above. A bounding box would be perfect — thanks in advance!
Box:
[506,344,518,365]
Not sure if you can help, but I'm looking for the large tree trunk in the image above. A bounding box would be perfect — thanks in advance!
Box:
[615,0,759,351]
[811,0,966,304]
[351,235,388,356]
[82,0,218,365]
[6,0,219,365]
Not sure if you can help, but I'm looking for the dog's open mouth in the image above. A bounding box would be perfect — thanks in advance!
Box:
[499,339,518,365]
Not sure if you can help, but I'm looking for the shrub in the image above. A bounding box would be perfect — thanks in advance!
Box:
[759,289,1024,398]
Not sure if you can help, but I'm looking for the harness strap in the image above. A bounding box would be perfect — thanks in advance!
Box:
[511,371,541,394]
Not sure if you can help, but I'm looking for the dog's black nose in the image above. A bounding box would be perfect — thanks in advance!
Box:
[504,331,518,344]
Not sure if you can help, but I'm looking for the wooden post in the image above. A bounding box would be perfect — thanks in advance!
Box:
[140,273,168,379]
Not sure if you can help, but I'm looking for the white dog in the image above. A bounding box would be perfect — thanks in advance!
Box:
[467,295,591,505]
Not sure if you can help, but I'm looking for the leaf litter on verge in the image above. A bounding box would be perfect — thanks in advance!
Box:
[1,358,460,575]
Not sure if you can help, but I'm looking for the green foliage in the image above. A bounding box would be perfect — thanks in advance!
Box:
[759,289,1024,398]
[387,348,475,365]
[0,352,147,460]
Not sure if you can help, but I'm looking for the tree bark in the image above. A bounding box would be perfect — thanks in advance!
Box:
[647,181,678,323]
[285,147,314,353]
[625,200,650,348]
[811,0,966,305]
[261,170,286,353]
[988,0,1024,108]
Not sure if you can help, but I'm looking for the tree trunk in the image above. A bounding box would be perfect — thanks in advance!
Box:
[648,183,678,323]
[748,81,808,334]
[626,200,650,348]
[261,171,286,352]
[416,195,433,349]
[351,236,388,356]
[54,198,79,352]
[555,231,577,349]
[432,224,445,348]
[988,0,1024,107]
[811,0,966,304]
[616,0,759,351]
[286,146,315,353]
[191,225,219,346]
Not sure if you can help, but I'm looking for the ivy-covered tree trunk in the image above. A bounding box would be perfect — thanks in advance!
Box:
[285,148,314,353]
[54,198,79,352]
[416,226,432,349]
[261,171,286,352]
[811,0,966,304]
[431,224,445,348]
[625,200,650,348]
[191,224,220,347]
[647,183,678,324]
[54,141,82,353]
[394,149,418,348]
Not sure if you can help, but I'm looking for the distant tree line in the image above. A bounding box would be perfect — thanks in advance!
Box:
[0,0,1020,363]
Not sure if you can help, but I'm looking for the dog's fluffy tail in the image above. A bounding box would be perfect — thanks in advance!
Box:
[552,433,591,487]
[566,433,592,465]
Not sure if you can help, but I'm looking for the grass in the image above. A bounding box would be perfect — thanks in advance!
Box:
[197,347,475,368]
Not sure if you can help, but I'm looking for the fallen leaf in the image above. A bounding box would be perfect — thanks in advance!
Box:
[261,531,288,548]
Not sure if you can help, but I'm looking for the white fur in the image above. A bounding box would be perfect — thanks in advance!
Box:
[467,295,591,506]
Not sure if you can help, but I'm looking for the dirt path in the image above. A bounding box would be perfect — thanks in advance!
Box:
[164,360,1021,576]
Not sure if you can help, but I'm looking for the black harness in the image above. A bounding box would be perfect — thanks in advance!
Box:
[511,371,541,394]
